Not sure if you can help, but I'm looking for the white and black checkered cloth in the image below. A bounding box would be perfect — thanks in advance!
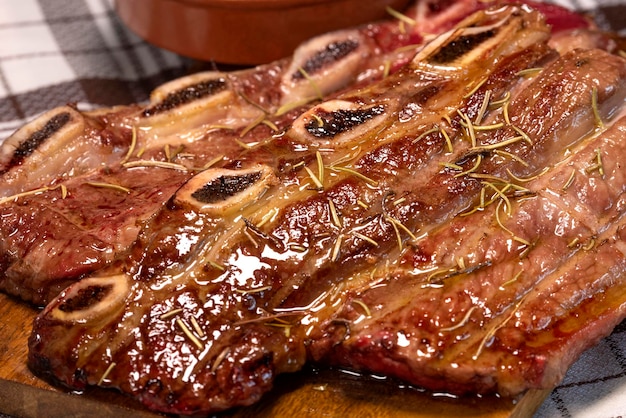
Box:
[0,0,192,141]
[0,1,625,417]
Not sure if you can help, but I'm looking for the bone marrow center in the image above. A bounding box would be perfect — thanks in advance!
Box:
[305,105,385,138]
[14,112,71,162]
[191,171,263,203]
[143,78,228,116]
[430,30,496,64]
[58,284,113,313]
[292,39,360,80]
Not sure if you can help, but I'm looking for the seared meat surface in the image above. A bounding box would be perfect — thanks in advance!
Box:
[0,0,623,416]
[0,0,457,306]
[308,113,626,396]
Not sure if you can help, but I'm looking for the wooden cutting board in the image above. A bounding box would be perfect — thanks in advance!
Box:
[0,292,550,417]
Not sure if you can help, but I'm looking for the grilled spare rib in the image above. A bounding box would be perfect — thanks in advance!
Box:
[22,3,626,415]
[0,0,490,307]
[0,0,597,307]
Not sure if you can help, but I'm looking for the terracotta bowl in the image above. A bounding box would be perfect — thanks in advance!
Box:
[114,0,412,65]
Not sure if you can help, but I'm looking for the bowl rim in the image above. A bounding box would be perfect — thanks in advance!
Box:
[173,0,357,10]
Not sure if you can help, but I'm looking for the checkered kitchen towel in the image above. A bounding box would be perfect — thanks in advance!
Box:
[0,1,625,418]
[0,0,193,141]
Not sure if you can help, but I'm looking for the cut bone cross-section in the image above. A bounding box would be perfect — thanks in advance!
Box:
[49,274,130,325]
[174,165,277,215]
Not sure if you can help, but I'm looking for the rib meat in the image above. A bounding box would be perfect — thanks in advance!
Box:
[0,0,601,307]
[24,4,626,416]
[307,112,626,396]
[0,0,474,306]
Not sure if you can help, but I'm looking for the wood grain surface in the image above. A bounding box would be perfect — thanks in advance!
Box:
[0,292,550,417]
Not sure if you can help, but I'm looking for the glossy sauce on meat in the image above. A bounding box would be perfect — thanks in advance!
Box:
[3,1,626,416]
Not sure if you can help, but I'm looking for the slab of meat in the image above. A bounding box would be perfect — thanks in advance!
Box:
[0,0,508,307]
[307,110,626,397]
[0,6,420,306]
[23,3,626,415]
[0,0,599,307]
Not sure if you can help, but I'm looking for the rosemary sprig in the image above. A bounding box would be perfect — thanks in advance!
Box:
[499,269,523,290]
[439,306,477,332]
[489,91,511,109]
[494,199,531,247]
[474,90,491,125]
[385,215,418,241]
[473,297,524,360]
[352,299,372,317]
[591,86,604,129]
[439,125,453,152]
[121,126,137,165]
[297,67,323,100]
[486,182,512,215]
[505,167,548,183]
[234,285,272,295]
[503,99,511,125]
[0,185,62,205]
[265,321,293,337]
[98,362,117,385]
[176,318,204,350]
[352,231,379,247]
[289,244,307,252]
[160,308,183,320]
[585,148,604,176]
[234,138,257,150]
[331,234,343,262]
[389,218,402,251]
[516,67,543,77]
[328,146,361,167]
[412,127,439,144]
[164,144,172,161]
[494,149,529,167]
[85,181,130,194]
[328,198,342,228]
[256,207,279,228]
[240,113,266,137]
[262,119,279,131]
[329,166,379,186]
[567,237,580,248]
[304,166,324,190]
[211,348,230,373]
[275,96,316,117]
[382,60,391,79]
[238,91,269,114]
[316,151,325,185]
[207,260,226,271]
[582,237,596,251]
[454,154,482,178]
[471,135,525,152]
[427,267,457,284]
[562,168,576,191]
[510,125,532,145]
[441,162,464,171]
[202,155,224,170]
[472,122,505,131]
[385,6,416,25]
[457,110,476,147]
[122,160,188,171]
[463,77,488,99]
[190,316,205,338]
